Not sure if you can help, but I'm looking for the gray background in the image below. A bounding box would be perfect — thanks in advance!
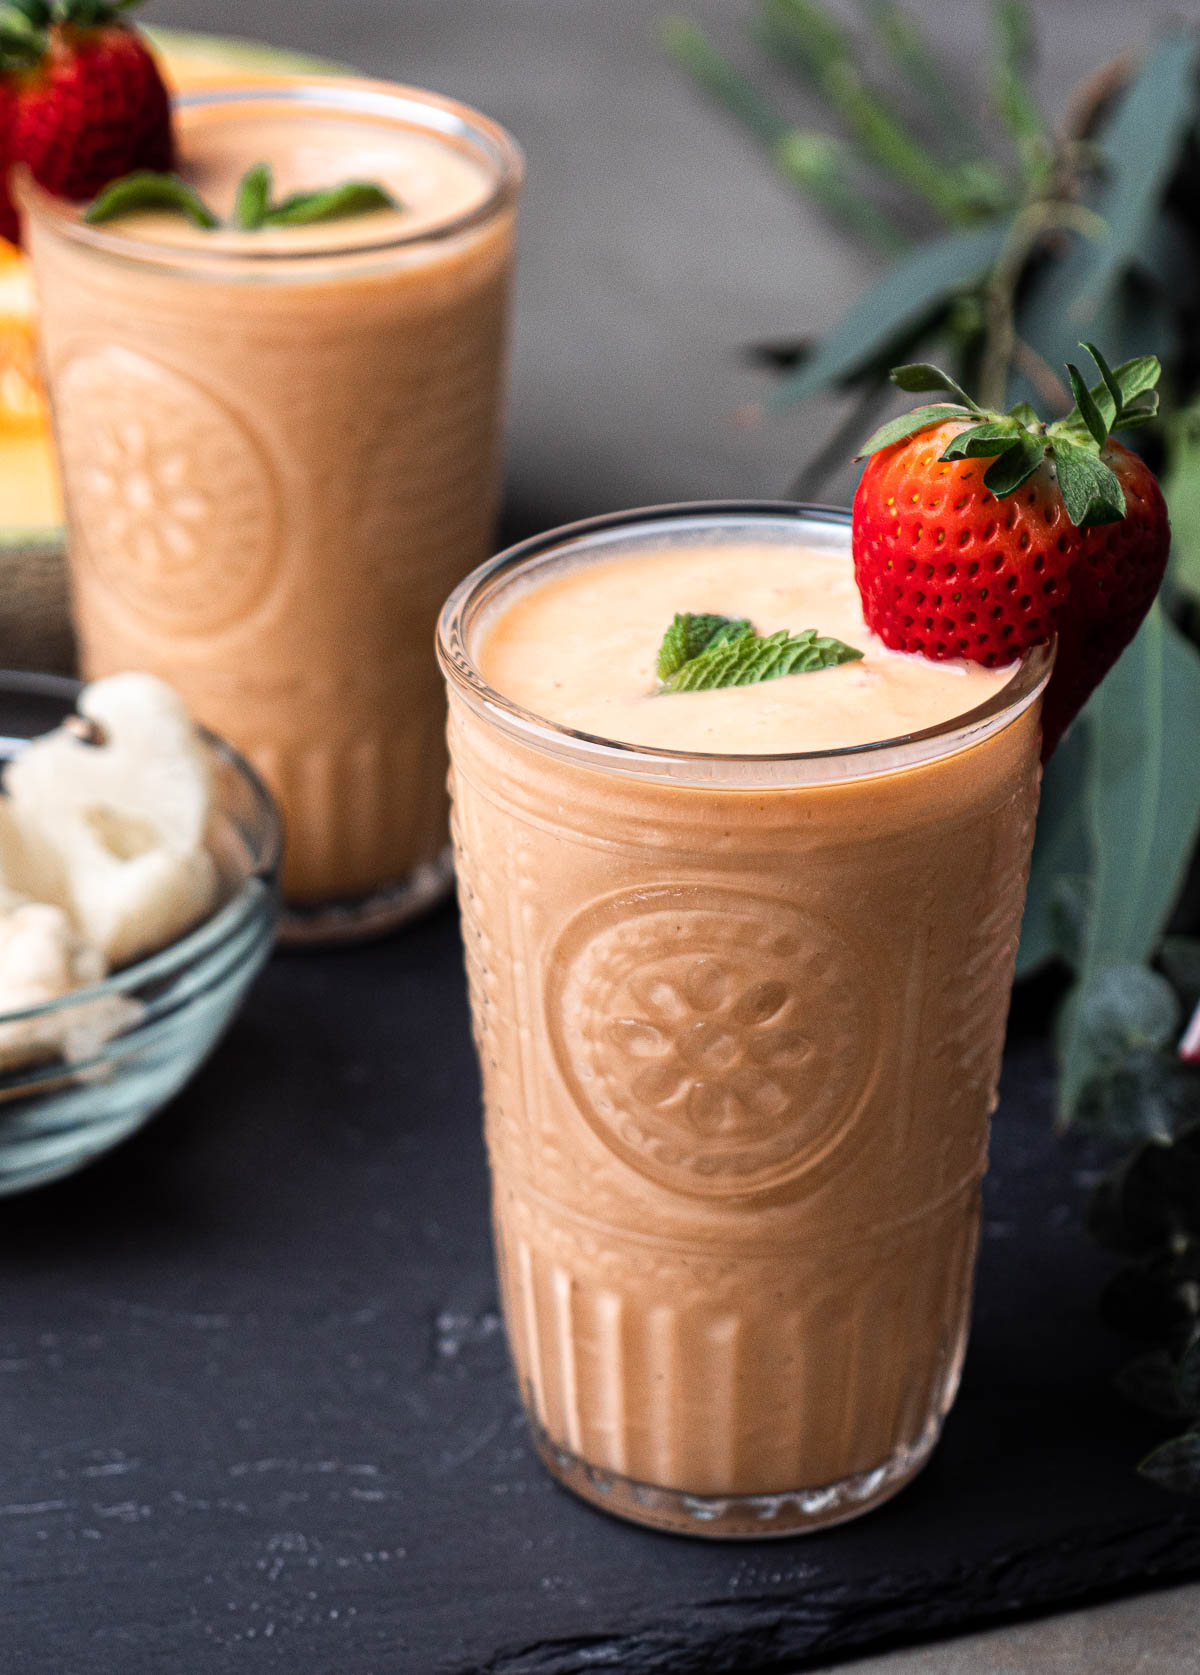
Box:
[148,0,1187,526]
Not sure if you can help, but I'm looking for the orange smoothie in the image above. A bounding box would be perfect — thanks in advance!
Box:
[22,79,522,935]
[439,505,1050,1537]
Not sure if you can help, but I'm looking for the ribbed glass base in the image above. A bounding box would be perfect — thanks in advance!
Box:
[279,846,455,947]
[531,1416,941,1539]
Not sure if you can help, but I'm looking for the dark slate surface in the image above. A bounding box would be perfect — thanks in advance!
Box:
[3,911,1199,1674]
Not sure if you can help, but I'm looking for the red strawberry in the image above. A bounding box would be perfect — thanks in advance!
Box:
[0,0,172,247]
[851,347,1170,758]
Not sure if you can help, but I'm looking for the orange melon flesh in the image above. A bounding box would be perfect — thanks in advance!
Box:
[0,31,348,541]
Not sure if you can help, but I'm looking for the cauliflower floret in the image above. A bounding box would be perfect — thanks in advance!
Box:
[4,673,219,968]
[0,902,138,1072]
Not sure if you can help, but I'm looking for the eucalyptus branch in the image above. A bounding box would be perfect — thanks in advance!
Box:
[772,131,908,252]
[761,0,987,225]
[862,0,986,157]
[1011,336,1071,411]
[980,199,1108,410]
[661,16,906,253]
[661,15,788,146]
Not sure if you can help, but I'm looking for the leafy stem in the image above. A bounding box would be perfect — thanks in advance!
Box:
[979,199,1108,411]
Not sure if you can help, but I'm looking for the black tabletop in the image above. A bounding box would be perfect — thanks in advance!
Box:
[3,915,1198,1674]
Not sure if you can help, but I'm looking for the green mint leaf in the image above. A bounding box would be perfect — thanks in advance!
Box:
[260,180,398,228]
[1112,354,1162,407]
[983,432,1045,496]
[234,161,272,230]
[1067,361,1110,449]
[1139,1428,1200,1496]
[655,613,752,681]
[85,171,219,229]
[855,402,968,458]
[1052,436,1127,527]
[1008,399,1039,426]
[1081,339,1124,429]
[661,626,863,693]
[889,362,981,411]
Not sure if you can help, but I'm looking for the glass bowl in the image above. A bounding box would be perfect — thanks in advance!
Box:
[0,672,282,1194]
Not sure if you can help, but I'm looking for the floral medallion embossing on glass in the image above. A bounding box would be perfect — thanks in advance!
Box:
[54,343,281,635]
[547,882,877,1198]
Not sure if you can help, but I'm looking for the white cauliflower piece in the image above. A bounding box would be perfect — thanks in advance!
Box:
[4,673,219,969]
[0,902,139,1072]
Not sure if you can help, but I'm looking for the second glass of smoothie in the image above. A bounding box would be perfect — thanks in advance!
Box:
[438,503,1051,1537]
[21,78,522,940]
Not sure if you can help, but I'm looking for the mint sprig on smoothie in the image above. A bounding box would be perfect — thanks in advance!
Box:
[656,610,862,692]
[85,161,399,229]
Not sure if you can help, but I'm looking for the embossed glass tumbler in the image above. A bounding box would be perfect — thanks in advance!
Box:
[439,504,1052,1538]
[22,79,522,942]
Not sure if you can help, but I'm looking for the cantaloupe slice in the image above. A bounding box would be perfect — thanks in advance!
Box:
[0,30,347,671]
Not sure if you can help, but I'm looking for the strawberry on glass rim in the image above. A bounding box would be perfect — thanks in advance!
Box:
[851,344,1170,759]
[0,0,172,246]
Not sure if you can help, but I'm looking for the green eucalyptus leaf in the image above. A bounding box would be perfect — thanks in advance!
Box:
[1019,34,1198,367]
[1140,1428,1200,1496]
[1017,721,1091,978]
[1163,404,1200,605]
[855,403,967,457]
[84,171,219,230]
[1066,361,1109,448]
[768,222,1011,408]
[1048,874,1092,969]
[983,432,1044,496]
[1059,611,1200,1119]
[1067,964,1180,1070]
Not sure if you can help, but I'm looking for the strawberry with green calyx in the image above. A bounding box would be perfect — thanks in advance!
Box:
[0,0,172,246]
[851,343,1170,758]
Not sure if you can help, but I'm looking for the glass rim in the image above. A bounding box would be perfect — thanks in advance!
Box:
[436,500,1055,787]
[16,76,524,270]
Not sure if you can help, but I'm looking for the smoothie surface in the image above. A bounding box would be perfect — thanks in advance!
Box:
[96,106,494,252]
[477,539,1015,754]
